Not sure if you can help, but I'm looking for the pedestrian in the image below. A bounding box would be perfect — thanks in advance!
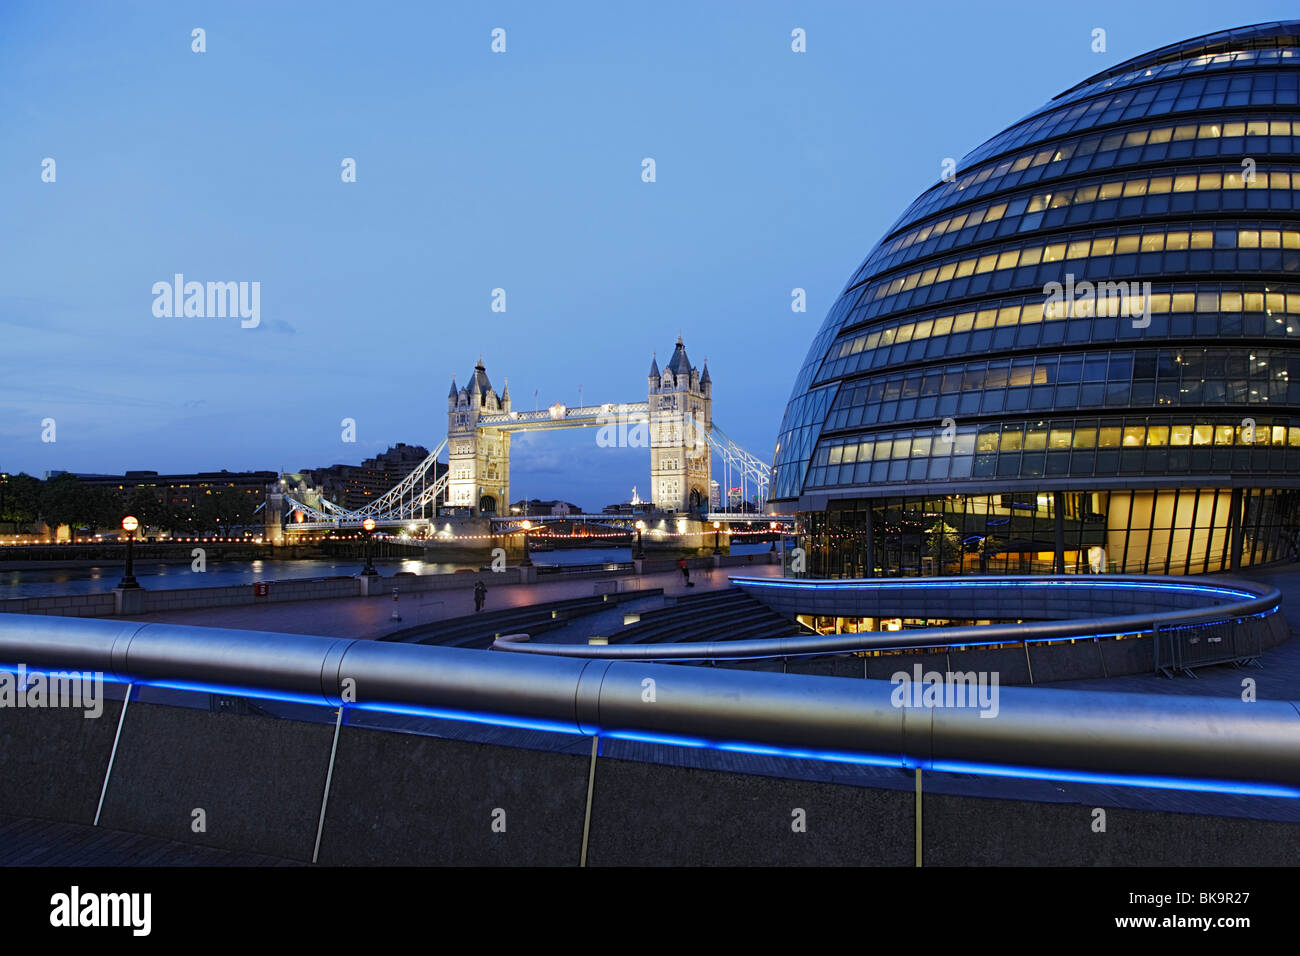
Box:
[678,557,693,587]
[474,579,487,612]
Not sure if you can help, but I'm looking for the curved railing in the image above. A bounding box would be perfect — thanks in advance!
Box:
[0,612,1298,793]
[490,574,1285,662]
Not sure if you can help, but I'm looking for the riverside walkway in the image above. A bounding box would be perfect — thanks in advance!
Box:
[114,562,782,640]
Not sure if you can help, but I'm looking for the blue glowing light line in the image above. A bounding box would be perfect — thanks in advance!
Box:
[350,700,584,737]
[734,577,1258,600]
[1,665,1293,799]
[929,759,1300,799]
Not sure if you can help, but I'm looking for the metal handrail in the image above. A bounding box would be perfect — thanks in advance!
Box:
[0,611,1297,789]
[490,574,1283,660]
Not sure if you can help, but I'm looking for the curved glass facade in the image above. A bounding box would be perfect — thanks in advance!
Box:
[772,21,1300,576]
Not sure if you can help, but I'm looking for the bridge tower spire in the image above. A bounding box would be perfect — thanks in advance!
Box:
[648,335,712,514]
[447,359,510,516]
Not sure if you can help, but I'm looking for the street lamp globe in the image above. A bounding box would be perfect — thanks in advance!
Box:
[118,516,141,589]
[519,519,534,567]
[360,518,378,576]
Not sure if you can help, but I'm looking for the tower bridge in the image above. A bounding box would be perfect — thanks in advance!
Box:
[273,337,774,535]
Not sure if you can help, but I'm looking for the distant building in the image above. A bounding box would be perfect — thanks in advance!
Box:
[511,498,584,516]
[602,499,655,515]
[75,469,276,518]
[303,443,441,511]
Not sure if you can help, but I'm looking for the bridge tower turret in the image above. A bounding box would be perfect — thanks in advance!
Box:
[447,360,511,516]
[648,336,712,514]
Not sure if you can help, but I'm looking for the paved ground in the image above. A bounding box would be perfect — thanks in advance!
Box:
[0,812,299,866]
[1042,562,1300,700]
[115,562,780,640]
[109,560,1300,694]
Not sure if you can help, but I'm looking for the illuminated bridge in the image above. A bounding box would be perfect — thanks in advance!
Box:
[274,337,778,534]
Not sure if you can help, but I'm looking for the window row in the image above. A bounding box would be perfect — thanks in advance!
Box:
[872,185,1300,280]
[819,417,1300,463]
[863,224,1300,304]
[799,487,1300,577]
[804,416,1300,489]
[830,285,1300,366]
[822,348,1300,431]
[819,311,1300,386]
[961,68,1300,171]
[857,249,1300,322]
[769,382,839,502]
[885,113,1300,234]
[1050,47,1299,112]
[867,164,1299,276]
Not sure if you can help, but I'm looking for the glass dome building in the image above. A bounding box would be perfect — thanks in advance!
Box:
[771,21,1300,576]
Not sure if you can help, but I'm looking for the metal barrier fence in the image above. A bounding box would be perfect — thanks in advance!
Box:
[1154,612,1269,677]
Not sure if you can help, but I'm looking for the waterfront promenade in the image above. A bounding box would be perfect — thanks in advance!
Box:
[113,562,783,640]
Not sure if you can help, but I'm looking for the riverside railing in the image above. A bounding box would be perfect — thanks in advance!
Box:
[0,611,1297,795]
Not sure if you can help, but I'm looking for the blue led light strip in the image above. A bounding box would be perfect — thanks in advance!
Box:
[735,577,1259,600]
[1,663,1293,800]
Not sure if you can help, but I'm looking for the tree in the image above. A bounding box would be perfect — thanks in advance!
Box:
[196,487,256,536]
[925,519,961,569]
[86,486,123,532]
[40,477,121,535]
[40,474,91,536]
[125,487,163,530]
[0,473,42,524]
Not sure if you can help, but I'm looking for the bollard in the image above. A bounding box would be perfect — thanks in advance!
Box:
[390,588,402,622]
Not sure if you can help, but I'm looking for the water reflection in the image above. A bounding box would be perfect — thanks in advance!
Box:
[2,544,770,599]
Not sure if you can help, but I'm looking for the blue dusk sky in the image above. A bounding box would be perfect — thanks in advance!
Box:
[2,0,1294,509]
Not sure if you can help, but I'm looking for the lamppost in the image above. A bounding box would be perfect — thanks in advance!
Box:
[713,520,722,555]
[635,520,645,559]
[520,519,533,567]
[118,515,141,589]
[361,518,378,576]
[769,520,778,553]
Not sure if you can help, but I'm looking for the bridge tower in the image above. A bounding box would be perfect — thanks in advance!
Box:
[264,484,285,544]
[648,336,712,513]
[447,361,511,515]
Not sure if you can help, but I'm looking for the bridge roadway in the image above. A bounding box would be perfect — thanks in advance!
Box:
[286,512,791,533]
